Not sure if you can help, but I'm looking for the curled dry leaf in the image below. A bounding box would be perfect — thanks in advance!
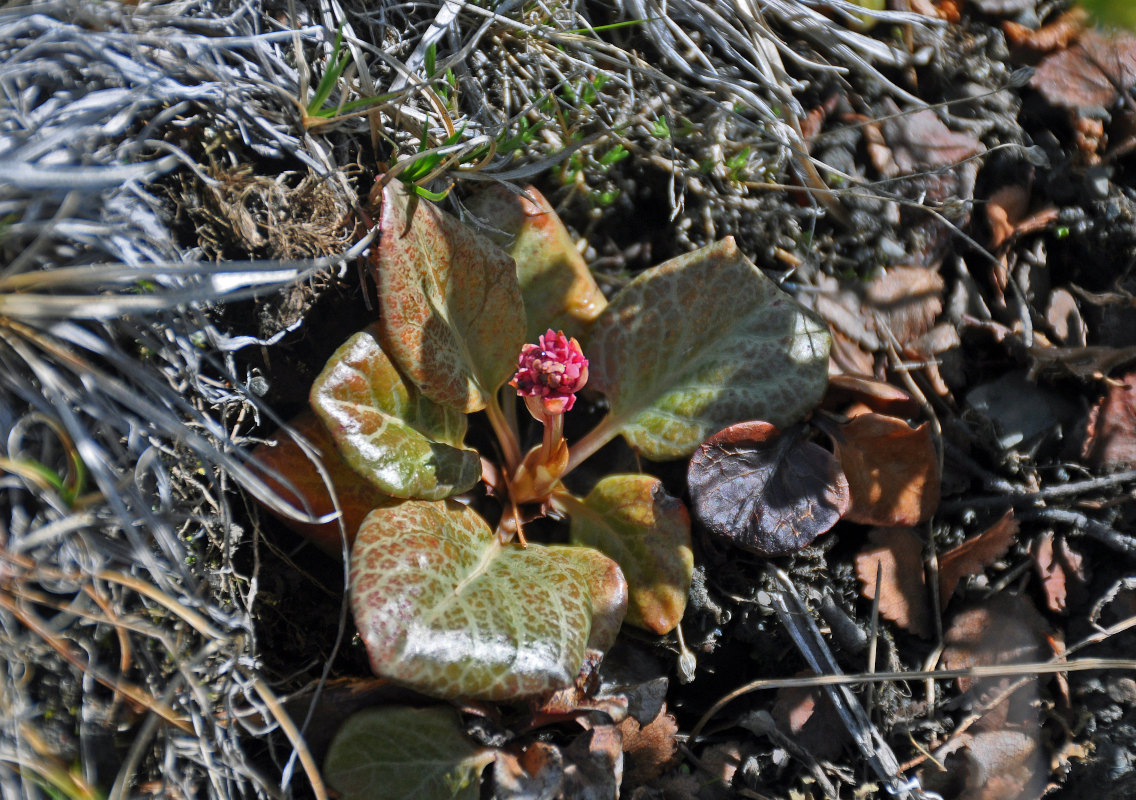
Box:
[1032,532,1087,614]
[924,729,1046,800]
[854,527,931,638]
[823,374,920,417]
[688,421,850,557]
[825,408,940,527]
[618,705,680,787]
[249,411,394,556]
[494,742,564,800]
[1082,370,1136,471]
[561,726,624,800]
[938,511,1018,611]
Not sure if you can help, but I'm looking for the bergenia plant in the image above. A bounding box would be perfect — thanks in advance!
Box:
[255,177,831,705]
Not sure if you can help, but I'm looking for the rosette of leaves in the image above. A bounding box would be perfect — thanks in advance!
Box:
[253,179,831,706]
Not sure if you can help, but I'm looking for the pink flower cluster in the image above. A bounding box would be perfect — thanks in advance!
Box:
[510,329,589,414]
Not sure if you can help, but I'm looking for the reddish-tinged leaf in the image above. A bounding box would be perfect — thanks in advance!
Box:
[688,421,849,557]
[854,527,931,637]
[826,410,940,526]
[1082,370,1136,471]
[1031,29,1136,112]
[567,475,693,635]
[938,511,1018,610]
[351,500,627,701]
[368,179,526,412]
[586,238,830,460]
[249,411,394,556]
[466,185,607,341]
[310,324,480,500]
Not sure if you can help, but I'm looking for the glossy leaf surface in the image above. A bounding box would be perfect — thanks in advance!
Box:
[324,705,493,800]
[368,179,526,412]
[586,238,830,459]
[310,324,480,500]
[688,421,849,556]
[351,500,627,700]
[467,184,607,340]
[249,411,394,557]
[568,475,693,634]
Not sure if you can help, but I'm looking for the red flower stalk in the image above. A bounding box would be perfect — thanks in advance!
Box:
[510,329,588,415]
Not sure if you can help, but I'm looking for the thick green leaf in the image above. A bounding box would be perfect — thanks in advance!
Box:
[368,179,526,412]
[585,237,830,459]
[249,411,395,557]
[351,500,627,700]
[310,324,480,500]
[466,185,607,340]
[324,705,493,800]
[567,476,693,634]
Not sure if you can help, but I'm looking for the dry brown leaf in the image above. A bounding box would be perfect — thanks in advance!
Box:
[1045,288,1087,346]
[986,185,1030,250]
[829,410,940,526]
[1032,532,1087,614]
[771,680,847,761]
[494,742,564,800]
[619,706,680,787]
[561,726,624,800]
[1031,29,1136,112]
[808,266,944,353]
[926,729,1047,800]
[828,326,877,377]
[1082,370,1136,470]
[941,593,1051,731]
[938,511,1018,610]
[823,374,919,418]
[1003,7,1087,53]
[854,527,931,637]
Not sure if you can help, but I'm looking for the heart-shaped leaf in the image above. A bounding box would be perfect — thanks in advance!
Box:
[687,421,849,556]
[324,705,494,800]
[249,411,395,557]
[351,500,627,700]
[466,185,607,340]
[368,179,526,412]
[310,324,481,500]
[585,237,830,460]
[567,476,693,635]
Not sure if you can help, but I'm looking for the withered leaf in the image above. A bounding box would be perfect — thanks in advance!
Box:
[941,593,1051,732]
[494,742,564,800]
[1031,29,1136,112]
[823,374,920,418]
[561,726,624,800]
[1032,532,1086,614]
[938,511,1018,611]
[825,410,940,527]
[924,730,1046,800]
[854,527,931,637]
[688,421,849,557]
[771,680,847,761]
[1082,370,1136,471]
[619,706,680,788]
